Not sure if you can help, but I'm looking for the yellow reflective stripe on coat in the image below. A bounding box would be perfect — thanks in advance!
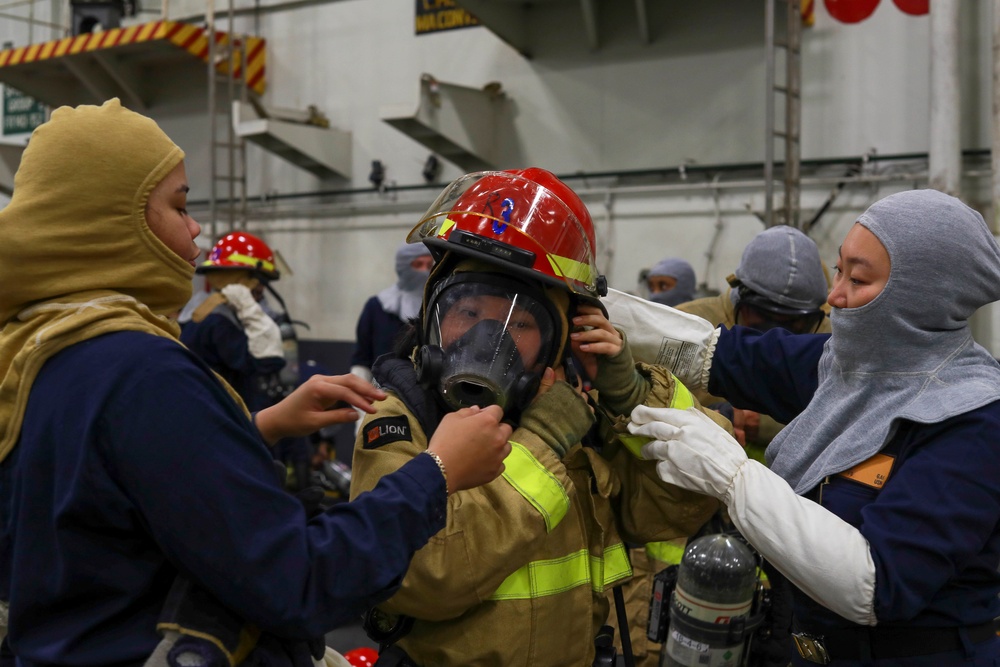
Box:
[646,540,686,565]
[488,544,633,601]
[592,542,633,590]
[619,376,696,459]
[501,442,570,533]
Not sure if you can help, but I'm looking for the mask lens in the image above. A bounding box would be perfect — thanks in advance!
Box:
[430,282,554,369]
[427,280,556,411]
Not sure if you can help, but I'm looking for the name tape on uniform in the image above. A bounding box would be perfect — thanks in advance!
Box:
[838,452,895,489]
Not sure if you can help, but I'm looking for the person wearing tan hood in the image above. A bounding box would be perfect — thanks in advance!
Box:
[0,100,511,667]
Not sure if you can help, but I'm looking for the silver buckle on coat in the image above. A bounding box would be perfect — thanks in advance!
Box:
[792,632,831,665]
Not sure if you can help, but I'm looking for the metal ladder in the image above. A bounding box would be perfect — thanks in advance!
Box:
[206,0,248,240]
[764,0,803,229]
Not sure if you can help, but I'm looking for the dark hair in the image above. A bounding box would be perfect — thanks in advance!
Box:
[392,319,421,359]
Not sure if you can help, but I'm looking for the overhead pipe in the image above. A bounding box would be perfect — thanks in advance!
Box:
[187,150,972,211]
[186,150,996,223]
[196,169,946,223]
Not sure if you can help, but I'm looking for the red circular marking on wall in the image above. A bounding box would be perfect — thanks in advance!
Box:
[892,0,929,16]
[824,0,881,23]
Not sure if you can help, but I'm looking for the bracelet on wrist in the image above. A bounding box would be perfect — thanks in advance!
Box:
[423,450,449,495]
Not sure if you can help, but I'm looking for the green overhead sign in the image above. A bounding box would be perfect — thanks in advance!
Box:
[3,87,45,136]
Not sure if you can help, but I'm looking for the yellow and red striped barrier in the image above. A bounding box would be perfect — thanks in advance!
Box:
[0,21,265,95]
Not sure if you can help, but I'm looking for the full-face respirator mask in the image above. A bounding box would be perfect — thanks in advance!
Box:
[416,273,561,416]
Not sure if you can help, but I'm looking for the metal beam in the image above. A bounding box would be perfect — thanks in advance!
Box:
[0,9,62,29]
[234,100,352,179]
[60,57,124,106]
[91,51,147,111]
[0,68,83,108]
[172,0,355,23]
[381,75,510,172]
[452,0,531,57]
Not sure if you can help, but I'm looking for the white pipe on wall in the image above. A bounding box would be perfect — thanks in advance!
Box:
[929,0,961,196]
[979,0,1000,355]
[993,0,1000,233]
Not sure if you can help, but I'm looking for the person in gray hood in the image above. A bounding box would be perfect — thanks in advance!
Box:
[643,257,697,307]
[350,241,434,383]
[730,225,830,334]
[678,225,830,335]
[630,189,1000,666]
[676,225,831,456]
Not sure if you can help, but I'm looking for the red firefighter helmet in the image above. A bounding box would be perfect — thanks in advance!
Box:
[342,647,379,667]
[197,231,280,281]
[406,168,606,300]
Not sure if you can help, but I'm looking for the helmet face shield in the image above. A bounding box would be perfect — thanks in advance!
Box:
[408,171,600,298]
[426,278,557,412]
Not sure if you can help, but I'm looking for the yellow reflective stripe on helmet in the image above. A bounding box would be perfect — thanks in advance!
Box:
[501,442,570,533]
[438,217,457,237]
[488,544,633,601]
[618,377,696,459]
[546,253,593,285]
[646,540,686,565]
[225,252,275,274]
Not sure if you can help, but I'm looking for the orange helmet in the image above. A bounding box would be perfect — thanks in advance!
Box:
[197,231,280,281]
[407,168,607,301]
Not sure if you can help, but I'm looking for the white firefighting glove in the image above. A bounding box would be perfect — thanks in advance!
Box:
[628,404,877,626]
[220,283,284,360]
[602,288,719,390]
